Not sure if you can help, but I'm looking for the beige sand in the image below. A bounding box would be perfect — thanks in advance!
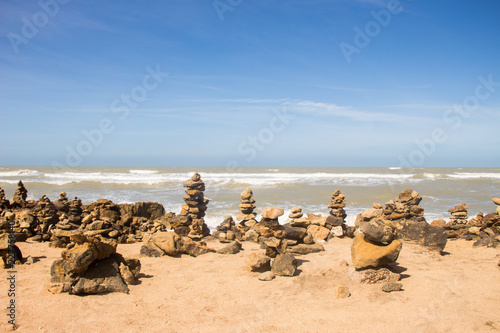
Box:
[1,238,499,333]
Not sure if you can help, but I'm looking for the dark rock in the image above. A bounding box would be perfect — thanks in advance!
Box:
[140,243,164,257]
[283,224,307,241]
[326,215,344,227]
[71,255,129,295]
[473,236,499,248]
[217,241,242,255]
[396,217,448,252]
[271,253,297,277]
[359,219,395,245]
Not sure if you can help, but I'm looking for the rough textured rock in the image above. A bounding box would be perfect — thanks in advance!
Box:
[71,255,129,295]
[150,232,181,256]
[351,233,402,270]
[246,253,271,272]
[271,253,297,277]
[396,217,448,252]
[217,241,242,255]
[359,219,395,245]
[382,282,403,293]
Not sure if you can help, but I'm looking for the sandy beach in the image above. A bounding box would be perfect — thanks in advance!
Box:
[2,238,499,333]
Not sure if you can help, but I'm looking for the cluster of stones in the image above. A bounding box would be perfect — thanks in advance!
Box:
[328,190,347,232]
[448,203,468,225]
[0,184,171,252]
[237,188,258,229]
[350,218,404,292]
[48,234,141,295]
[245,250,298,281]
[140,231,218,258]
[435,198,500,248]
[356,188,447,252]
[175,172,210,238]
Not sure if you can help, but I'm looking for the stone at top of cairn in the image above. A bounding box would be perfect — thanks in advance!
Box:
[191,172,201,181]
[261,207,284,220]
[241,188,253,200]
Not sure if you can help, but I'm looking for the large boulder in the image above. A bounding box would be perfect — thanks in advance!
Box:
[396,217,448,252]
[71,255,129,295]
[351,233,402,270]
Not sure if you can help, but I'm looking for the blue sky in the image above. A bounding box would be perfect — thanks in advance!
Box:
[1,0,499,167]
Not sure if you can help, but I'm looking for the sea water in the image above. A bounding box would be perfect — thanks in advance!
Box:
[0,166,499,229]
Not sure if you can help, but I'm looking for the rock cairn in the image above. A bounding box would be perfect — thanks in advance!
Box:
[351,218,403,270]
[328,190,347,224]
[0,188,10,211]
[356,189,447,252]
[213,216,240,243]
[48,234,141,295]
[448,203,468,225]
[237,188,257,229]
[178,172,210,238]
[441,198,500,247]
[12,181,28,207]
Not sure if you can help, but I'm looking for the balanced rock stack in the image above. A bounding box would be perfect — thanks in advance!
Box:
[178,172,210,238]
[214,216,240,243]
[356,189,447,252]
[351,219,402,270]
[48,234,141,295]
[0,188,10,211]
[448,203,468,225]
[12,181,28,208]
[329,190,346,223]
[444,198,500,247]
[237,188,257,229]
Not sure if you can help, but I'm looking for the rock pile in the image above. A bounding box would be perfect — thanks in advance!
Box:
[140,231,216,258]
[177,172,210,238]
[12,181,28,208]
[237,188,258,229]
[356,188,447,252]
[328,190,347,235]
[441,198,500,247]
[48,234,141,295]
[246,251,298,280]
[448,203,468,225]
[0,188,10,211]
[351,219,402,270]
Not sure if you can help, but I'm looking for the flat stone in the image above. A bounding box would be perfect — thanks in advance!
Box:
[261,207,284,220]
[382,282,403,292]
[258,271,275,281]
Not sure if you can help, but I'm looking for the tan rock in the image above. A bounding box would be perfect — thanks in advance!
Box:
[360,208,384,220]
[261,207,284,220]
[246,253,271,272]
[307,213,327,226]
[334,284,351,298]
[373,203,383,209]
[290,217,311,227]
[430,219,446,228]
[258,271,275,281]
[241,188,253,200]
[351,233,402,270]
[151,232,181,256]
[491,198,500,206]
[308,225,330,241]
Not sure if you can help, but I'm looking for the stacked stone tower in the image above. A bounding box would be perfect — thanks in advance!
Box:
[180,172,210,238]
[237,188,257,229]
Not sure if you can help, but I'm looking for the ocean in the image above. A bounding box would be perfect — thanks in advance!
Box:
[1,166,499,229]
